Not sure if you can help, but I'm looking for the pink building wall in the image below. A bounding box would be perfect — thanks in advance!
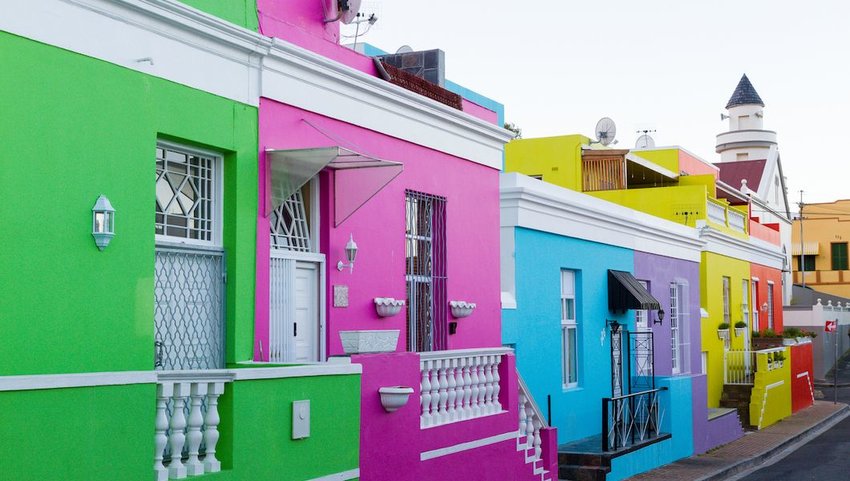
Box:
[679,149,719,177]
[353,353,552,480]
[255,100,502,359]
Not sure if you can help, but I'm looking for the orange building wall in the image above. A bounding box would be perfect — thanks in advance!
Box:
[790,342,815,413]
[750,263,784,333]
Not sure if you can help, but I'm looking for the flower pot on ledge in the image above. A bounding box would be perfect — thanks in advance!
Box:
[339,330,400,354]
[374,297,405,318]
[450,300,476,318]
[378,386,414,412]
[717,329,730,341]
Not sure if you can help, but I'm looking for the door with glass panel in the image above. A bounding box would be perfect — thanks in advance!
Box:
[269,181,324,363]
[634,280,653,378]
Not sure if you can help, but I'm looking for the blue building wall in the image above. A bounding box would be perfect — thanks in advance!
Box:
[502,227,633,443]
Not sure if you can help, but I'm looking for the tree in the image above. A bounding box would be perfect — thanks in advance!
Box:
[503,122,522,139]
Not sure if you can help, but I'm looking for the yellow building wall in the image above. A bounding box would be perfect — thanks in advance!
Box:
[749,348,792,429]
[630,148,680,173]
[591,185,707,225]
[792,201,850,298]
[504,134,589,192]
[701,251,752,408]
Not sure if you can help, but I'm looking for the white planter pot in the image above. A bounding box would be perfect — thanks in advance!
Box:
[735,327,747,337]
[374,297,405,318]
[450,300,476,319]
[378,386,414,413]
[339,330,400,354]
[782,338,796,346]
[717,329,730,341]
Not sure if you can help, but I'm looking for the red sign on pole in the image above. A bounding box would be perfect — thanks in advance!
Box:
[825,320,837,332]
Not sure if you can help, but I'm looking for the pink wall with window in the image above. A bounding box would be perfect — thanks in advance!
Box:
[255,100,502,359]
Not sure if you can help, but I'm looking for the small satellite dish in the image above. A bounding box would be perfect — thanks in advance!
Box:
[396,45,414,54]
[635,134,656,149]
[339,0,362,24]
[595,117,617,146]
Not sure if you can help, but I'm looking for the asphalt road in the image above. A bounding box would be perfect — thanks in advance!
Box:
[737,359,850,481]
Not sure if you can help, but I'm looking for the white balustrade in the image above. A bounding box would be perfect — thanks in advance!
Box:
[517,371,546,463]
[155,373,229,480]
[419,348,509,428]
[707,199,727,226]
[728,209,746,233]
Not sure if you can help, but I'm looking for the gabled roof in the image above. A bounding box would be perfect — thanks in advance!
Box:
[726,74,765,109]
[716,159,767,191]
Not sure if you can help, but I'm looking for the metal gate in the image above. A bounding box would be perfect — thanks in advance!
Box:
[610,324,656,397]
[405,191,447,352]
[154,245,225,370]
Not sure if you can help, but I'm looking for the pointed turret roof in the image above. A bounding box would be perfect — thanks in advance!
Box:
[725,74,765,109]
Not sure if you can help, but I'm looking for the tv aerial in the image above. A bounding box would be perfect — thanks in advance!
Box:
[323,0,363,24]
[594,117,617,146]
[635,129,656,149]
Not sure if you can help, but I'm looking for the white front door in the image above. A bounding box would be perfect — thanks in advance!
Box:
[269,253,324,363]
[293,261,319,362]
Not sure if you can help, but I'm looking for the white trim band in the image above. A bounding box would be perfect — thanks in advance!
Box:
[0,364,361,392]
[308,468,360,481]
[420,431,517,461]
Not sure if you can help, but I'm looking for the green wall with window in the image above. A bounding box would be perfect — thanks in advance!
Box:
[0,32,258,375]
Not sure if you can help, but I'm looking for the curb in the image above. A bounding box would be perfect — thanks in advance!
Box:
[696,404,850,481]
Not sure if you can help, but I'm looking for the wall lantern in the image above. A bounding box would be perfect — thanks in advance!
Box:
[761,302,769,313]
[92,195,115,251]
[337,234,358,272]
[608,319,621,334]
[654,309,665,326]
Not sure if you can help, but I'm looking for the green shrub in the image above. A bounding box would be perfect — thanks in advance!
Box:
[718,322,730,330]
[734,321,747,328]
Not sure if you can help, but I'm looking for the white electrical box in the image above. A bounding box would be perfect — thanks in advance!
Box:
[292,400,311,439]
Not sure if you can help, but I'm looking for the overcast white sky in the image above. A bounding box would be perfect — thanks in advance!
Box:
[343,0,850,206]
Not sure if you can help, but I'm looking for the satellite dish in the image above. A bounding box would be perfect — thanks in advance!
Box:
[396,45,414,54]
[595,117,617,146]
[339,0,362,24]
[635,134,656,149]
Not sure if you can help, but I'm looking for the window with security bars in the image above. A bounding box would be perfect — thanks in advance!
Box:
[767,282,775,329]
[405,191,447,352]
[670,281,690,374]
[270,184,312,252]
[832,242,848,271]
[561,270,578,387]
[156,145,216,242]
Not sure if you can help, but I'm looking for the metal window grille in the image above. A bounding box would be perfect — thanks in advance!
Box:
[767,283,775,329]
[154,246,225,370]
[270,187,311,252]
[269,256,296,362]
[610,326,624,397]
[670,283,681,373]
[629,331,655,392]
[155,145,215,242]
[405,190,447,352]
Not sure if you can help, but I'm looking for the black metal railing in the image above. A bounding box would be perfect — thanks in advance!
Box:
[601,387,667,452]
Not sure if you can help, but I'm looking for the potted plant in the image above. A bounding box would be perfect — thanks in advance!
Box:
[782,327,802,346]
[752,328,783,349]
[772,350,786,368]
[734,321,747,337]
[717,322,730,341]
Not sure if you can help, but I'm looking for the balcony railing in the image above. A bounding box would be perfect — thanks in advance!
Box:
[601,387,666,452]
[706,198,748,234]
[419,347,510,428]
[155,372,232,480]
[707,198,728,226]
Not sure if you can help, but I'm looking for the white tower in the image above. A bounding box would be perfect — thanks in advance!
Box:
[716,74,776,163]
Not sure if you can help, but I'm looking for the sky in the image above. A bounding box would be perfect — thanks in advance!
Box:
[342,0,850,206]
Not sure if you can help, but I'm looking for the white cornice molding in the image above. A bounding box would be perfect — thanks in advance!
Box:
[2,0,510,168]
[698,223,785,269]
[262,39,511,169]
[500,173,705,262]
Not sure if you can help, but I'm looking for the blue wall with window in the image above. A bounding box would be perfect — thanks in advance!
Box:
[502,227,633,443]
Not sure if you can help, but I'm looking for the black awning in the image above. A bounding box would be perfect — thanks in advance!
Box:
[608,270,661,312]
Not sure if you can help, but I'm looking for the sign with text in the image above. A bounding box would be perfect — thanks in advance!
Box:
[825,319,837,333]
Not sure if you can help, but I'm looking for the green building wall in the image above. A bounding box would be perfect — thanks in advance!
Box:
[0,32,258,375]
[179,0,259,31]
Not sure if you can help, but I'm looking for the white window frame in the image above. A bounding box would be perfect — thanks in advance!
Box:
[751,278,760,333]
[561,269,578,389]
[767,281,775,330]
[741,279,750,331]
[722,276,731,349]
[155,141,223,248]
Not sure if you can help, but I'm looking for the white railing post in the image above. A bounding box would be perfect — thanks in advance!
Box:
[723,350,729,384]
[168,382,189,479]
[420,360,432,428]
[437,360,449,424]
[470,357,481,417]
[462,359,473,420]
[429,361,441,424]
[483,356,495,415]
[492,355,502,412]
[446,358,458,422]
[153,384,171,481]
[185,383,207,476]
[203,382,224,473]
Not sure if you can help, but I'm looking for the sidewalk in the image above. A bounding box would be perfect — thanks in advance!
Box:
[625,401,849,481]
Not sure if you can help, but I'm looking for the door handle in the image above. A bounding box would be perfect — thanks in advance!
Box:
[294,323,297,337]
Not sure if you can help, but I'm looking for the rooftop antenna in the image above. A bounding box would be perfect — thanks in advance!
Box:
[593,117,617,146]
[635,129,656,149]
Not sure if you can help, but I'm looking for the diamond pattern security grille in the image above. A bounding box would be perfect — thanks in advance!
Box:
[156,145,215,242]
[270,188,311,251]
[154,247,225,370]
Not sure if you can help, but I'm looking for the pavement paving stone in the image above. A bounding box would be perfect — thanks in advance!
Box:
[624,401,848,481]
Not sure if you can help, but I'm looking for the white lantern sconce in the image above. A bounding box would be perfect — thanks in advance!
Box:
[92,195,115,251]
[337,234,358,272]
